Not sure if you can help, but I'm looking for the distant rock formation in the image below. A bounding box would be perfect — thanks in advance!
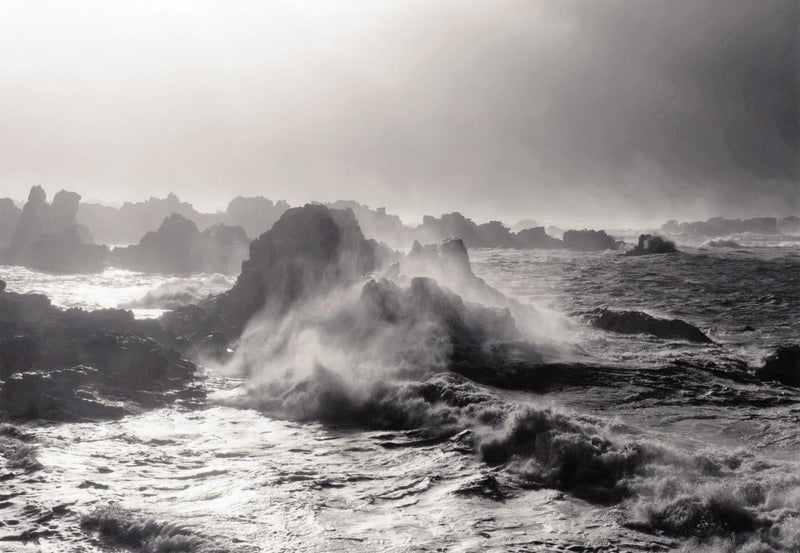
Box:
[163,205,391,344]
[0,287,198,420]
[78,193,292,245]
[584,308,712,344]
[222,196,290,239]
[2,186,106,273]
[515,227,564,249]
[110,213,249,274]
[661,217,781,238]
[415,212,518,248]
[328,200,413,249]
[777,216,800,235]
[510,219,540,234]
[0,198,21,250]
[704,239,741,248]
[562,229,619,251]
[625,234,678,256]
[755,345,800,387]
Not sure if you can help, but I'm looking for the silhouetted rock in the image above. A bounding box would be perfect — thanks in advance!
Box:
[626,234,678,256]
[328,200,412,249]
[510,219,539,234]
[3,187,105,272]
[562,229,619,251]
[515,227,564,249]
[755,345,800,387]
[415,212,517,248]
[584,308,712,344]
[0,280,5,293]
[704,239,741,248]
[110,214,248,274]
[223,196,290,239]
[0,288,198,420]
[0,198,21,250]
[163,205,390,344]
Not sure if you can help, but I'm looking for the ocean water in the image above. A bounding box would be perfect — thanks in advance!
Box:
[2,236,799,552]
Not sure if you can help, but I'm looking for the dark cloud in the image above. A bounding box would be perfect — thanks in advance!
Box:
[0,0,796,226]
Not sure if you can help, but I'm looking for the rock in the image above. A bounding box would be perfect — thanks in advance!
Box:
[626,234,678,256]
[562,229,619,251]
[224,196,290,239]
[0,280,5,293]
[15,226,107,273]
[0,198,21,250]
[110,214,248,274]
[0,290,199,420]
[755,345,800,387]
[415,212,517,248]
[3,187,104,272]
[584,308,713,344]
[514,227,564,249]
[163,204,390,344]
[660,217,780,238]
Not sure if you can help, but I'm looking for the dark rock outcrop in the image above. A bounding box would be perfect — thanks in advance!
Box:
[515,227,564,249]
[626,234,678,256]
[584,308,712,344]
[163,204,390,346]
[755,345,800,387]
[110,214,248,274]
[562,229,620,251]
[0,288,198,420]
[15,226,107,273]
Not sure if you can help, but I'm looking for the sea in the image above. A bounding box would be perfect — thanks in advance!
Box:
[1,232,799,553]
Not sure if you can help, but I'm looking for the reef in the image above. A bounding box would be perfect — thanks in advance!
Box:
[625,234,678,256]
[584,308,713,344]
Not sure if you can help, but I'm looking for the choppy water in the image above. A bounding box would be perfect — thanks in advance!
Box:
[2,236,799,552]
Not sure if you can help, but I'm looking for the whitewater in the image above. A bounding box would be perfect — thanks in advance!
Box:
[1,234,799,553]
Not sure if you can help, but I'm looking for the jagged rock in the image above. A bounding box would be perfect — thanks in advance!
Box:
[562,229,619,251]
[515,227,564,249]
[110,214,248,274]
[224,196,290,239]
[584,308,712,344]
[163,205,390,345]
[755,345,800,387]
[3,187,103,272]
[626,234,678,256]
[415,212,517,248]
[0,289,198,420]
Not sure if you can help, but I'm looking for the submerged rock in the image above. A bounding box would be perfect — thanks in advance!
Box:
[626,234,678,256]
[756,345,800,387]
[584,308,712,344]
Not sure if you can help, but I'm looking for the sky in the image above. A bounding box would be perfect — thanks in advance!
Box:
[0,0,797,227]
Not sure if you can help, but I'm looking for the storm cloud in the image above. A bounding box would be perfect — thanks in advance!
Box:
[0,0,797,226]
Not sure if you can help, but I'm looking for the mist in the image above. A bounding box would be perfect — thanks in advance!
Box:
[1,0,797,228]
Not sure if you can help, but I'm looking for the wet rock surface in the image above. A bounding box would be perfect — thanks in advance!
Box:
[756,345,800,387]
[0,289,198,421]
[626,234,678,256]
[583,308,713,344]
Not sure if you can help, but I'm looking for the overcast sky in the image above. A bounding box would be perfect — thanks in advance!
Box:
[0,0,797,227]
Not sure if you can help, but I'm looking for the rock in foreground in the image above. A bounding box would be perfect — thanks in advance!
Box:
[626,234,678,256]
[756,345,800,387]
